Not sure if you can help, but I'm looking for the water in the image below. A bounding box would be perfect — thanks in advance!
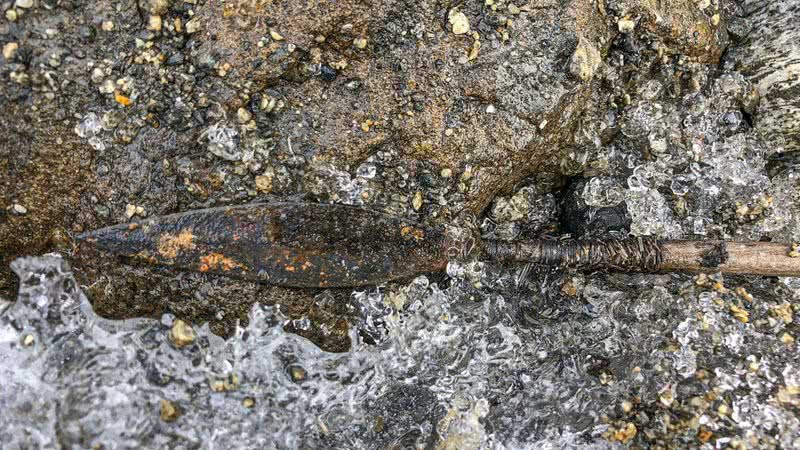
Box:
[2,251,798,449]
[202,124,243,162]
[74,112,107,152]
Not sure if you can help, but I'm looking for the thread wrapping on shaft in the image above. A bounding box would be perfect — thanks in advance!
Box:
[486,237,664,272]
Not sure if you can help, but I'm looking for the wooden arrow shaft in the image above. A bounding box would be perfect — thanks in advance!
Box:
[487,237,800,277]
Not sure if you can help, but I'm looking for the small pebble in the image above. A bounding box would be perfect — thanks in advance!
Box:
[255,173,273,192]
[412,191,423,210]
[237,107,252,124]
[269,30,284,41]
[114,91,132,106]
[486,104,496,114]
[440,168,452,178]
[570,40,602,81]
[101,21,114,31]
[729,304,749,323]
[770,303,793,324]
[360,119,373,132]
[373,416,385,433]
[185,18,201,34]
[160,399,181,422]
[461,165,473,181]
[612,423,637,443]
[5,9,18,22]
[735,286,754,302]
[22,334,35,346]
[99,79,115,94]
[3,42,19,60]
[617,18,635,33]
[242,397,256,408]
[659,388,674,407]
[353,37,368,49]
[15,0,33,9]
[91,67,104,84]
[169,319,196,348]
[319,64,337,81]
[149,0,169,14]
[507,3,520,14]
[289,365,306,382]
[448,9,470,35]
[148,15,162,32]
[12,204,27,214]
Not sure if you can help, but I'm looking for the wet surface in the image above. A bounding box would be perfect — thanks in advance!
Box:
[2,0,800,448]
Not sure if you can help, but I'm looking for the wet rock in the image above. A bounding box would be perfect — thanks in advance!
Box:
[317,64,337,82]
[0,120,93,296]
[559,178,631,238]
[187,0,617,214]
[729,0,800,151]
[607,0,728,63]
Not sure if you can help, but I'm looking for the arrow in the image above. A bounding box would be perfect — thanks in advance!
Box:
[77,202,800,287]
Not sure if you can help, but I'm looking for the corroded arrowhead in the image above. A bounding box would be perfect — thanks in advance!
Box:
[78,203,450,288]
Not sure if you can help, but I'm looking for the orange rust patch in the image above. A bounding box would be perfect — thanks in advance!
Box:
[199,253,243,272]
[285,265,296,272]
[157,229,196,259]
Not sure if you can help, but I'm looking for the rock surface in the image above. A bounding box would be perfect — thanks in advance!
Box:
[729,0,800,151]
[0,0,774,336]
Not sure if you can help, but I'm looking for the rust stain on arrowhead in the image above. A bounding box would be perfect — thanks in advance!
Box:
[158,230,196,259]
[198,253,244,272]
